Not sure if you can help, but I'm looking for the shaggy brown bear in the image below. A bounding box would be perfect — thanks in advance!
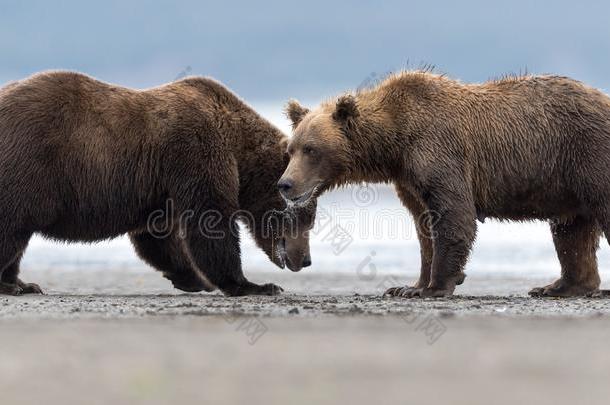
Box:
[0,71,314,296]
[280,70,610,298]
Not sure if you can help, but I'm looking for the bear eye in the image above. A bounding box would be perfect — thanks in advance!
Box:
[303,146,316,155]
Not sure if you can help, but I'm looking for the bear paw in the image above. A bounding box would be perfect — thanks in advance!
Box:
[586,290,610,298]
[223,282,284,297]
[384,285,453,298]
[529,279,598,298]
[255,283,284,296]
[0,282,23,296]
[16,280,44,295]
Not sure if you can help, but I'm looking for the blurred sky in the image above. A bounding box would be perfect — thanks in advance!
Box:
[2,0,610,105]
[3,0,610,276]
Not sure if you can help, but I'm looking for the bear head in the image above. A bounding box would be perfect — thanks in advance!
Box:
[278,96,358,204]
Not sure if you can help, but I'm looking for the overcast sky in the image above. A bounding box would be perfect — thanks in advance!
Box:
[1,0,610,104]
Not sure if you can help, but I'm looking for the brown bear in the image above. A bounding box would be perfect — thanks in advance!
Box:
[279,69,610,298]
[0,71,314,296]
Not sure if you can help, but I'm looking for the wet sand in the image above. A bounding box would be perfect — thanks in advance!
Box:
[2,270,610,405]
[4,270,610,318]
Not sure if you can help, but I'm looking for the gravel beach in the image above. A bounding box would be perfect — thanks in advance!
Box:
[2,269,610,405]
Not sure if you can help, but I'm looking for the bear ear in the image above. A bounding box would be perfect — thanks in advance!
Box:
[279,137,290,164]
[284,99,310,129]
[332,95,359,125]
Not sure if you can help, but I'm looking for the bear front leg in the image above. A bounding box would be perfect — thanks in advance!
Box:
[529,216,601,297]
[384,185,433,297]
[395,186,476,298]
[183,213,283,297]
[167,155,283,296]
[130,231,214,293]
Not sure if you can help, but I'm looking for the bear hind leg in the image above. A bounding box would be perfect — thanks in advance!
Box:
[0,234,40,295]
[1,251,43,295]
[588,207,610,297]
[529,216,601,297]
[130,231,214,293]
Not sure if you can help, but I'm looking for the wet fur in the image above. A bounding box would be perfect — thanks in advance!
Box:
[287,70,610,297]
[0,71,296,296]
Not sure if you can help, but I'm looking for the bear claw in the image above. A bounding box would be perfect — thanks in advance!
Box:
[384,285,453,298]
[257,283,284,296]
[586,290,610,298]
[0,282,23,296]
[224,282,284,297]
[528,282,597,298]
[17,280,44,295]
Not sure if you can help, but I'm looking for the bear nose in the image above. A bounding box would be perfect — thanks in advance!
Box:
[302,255,312,268]
[277,178,294,194]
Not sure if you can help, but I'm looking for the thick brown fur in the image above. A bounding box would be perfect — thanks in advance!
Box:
[0,71,312,296]
[282,70,610,298]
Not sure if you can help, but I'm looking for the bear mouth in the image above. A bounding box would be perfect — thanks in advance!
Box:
[274,239,302,272]
[276,238,287,269]
[287,185,319,206]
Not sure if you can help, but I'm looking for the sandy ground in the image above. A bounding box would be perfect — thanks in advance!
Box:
[2,269,610,405]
